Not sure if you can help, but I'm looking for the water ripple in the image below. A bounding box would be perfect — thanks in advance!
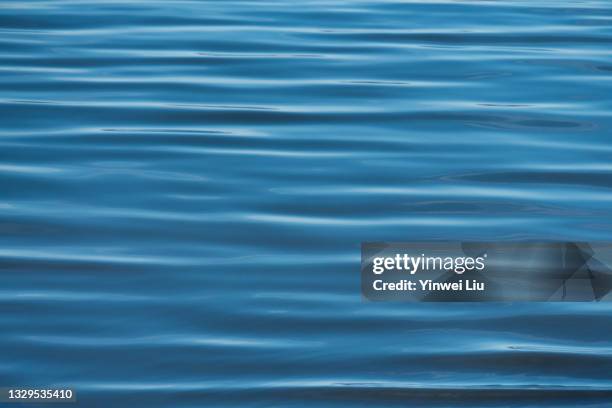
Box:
[1,0,612,407]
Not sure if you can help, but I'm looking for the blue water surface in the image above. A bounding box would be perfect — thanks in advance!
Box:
[1,1,612,406]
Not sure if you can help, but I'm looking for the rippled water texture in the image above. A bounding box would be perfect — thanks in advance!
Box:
[2,1,612,406]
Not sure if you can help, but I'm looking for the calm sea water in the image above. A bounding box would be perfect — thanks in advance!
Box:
[2,1,612,406]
